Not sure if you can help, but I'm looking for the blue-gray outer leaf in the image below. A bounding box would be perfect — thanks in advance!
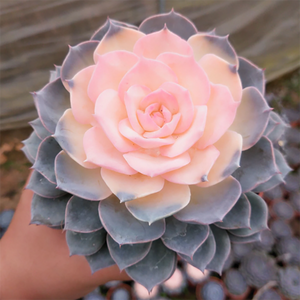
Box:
[99,195,165,245]
[125,239,177,293]
[107,235,151,271]
[139,10,197,40]
[229,192,268,237]
[85,242,115,274]
[215,194,251,229]
[22,131,41,162]
[33,136,62,184]
[232,137,278,192]
[31,193,71,227]
[29,118,51,140]
[180,227,216,272]
[27,170,66,198]
[66,229,106,256]
[229,232,261,244]
[161,217,209,258]
[206,225,231,275]
[33,78,70,133]
[65,196,102,233]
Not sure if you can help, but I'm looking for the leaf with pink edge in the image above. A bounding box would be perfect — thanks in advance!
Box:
[61,41,98,89]
[65,196,102,233]
[238,57,265,94]
[232,137,278,192]
[229,232,261,244]
[267,112,288,143]
[229,87,271,150]
[174,176,241,225]
[91,18,138,41]
[49,65,61,82]
[33,78,70,133]
[22,131,41,162]
[27,170,66,198]
[99,195,165,245]
[107,235,151,271]
[253,148,292,192]
[139,10,197,40]
[206,225,231,275]
[55,151,111,200]
[31,193,71,227]
[33,136,62,184]
[29,118,51,140]
[214,194,251,230]
[85,242,115,274]
[125,240,177,293]
[66,229,106,256]
[229,192,268,237]
[161,217,209,258]
[180,227,216,272]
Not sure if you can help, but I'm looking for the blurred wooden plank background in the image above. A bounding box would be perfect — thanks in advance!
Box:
[1,0,299,130]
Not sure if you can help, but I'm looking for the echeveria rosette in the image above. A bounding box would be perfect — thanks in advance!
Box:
[22,11,291,292]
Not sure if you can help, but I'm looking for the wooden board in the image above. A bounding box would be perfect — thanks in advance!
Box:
[1,0,299,130]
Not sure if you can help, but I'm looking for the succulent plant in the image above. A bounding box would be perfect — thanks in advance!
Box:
[224,269,249,300]
[270,219,293,239]
[253,229,275,252]
[22,10,291,291]
[276,236,300,266]
[271,200,295,220]
[254,288,283,300]
[196,278,225,300]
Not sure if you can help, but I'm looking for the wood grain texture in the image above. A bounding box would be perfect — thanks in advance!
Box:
[1,0,299,130]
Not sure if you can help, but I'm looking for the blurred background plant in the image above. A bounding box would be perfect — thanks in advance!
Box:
[0,0,299,299]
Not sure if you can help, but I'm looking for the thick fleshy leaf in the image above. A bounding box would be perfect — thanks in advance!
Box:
[188,34,238,66]
[197,130,242,187]
[161,217,209,258]
[263,113,279,136]
[33,78,70,133]
[180,228,216,272]
[83,127,137,175]
[88,51,139,103]
[101,168,164,202]
[107,235,151,271]
[195,84,238,150]
[229,232,261,243]
[126,240,177,293]
[55,151,111,200]
[54,109,96,169]
[65,196,102,233]
[139,10,197,40]
[229,87,271,150]
[157,53,210,106]
[66,229,106,256]
[229,192,268,237]
[160,106,207,158]
[175,176,241,224]
[238,57,265,94]
[214,194,251,230]
[267,112,288,143]
[85,243,115,274]
[29,118,51,140]
[118,57,178,100]
[91,18,138,41]
[206,225,231,275]
[99,195,165,245]
[27,170,66,198]
[31,193,70,227]
[69,65,95,125]
[162,146,220,185]
[134,27,193,59]
[232,137,278,192]
[126,181,190,224]
[22,131,41,162]
[253,148,292,192]
[49,65,61,82]
[199,54,242,102]
[123,150,190,177]
[33,136,61,184]
[22,145,35,164]
[61,41,98,90]
[94,21,144,57]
